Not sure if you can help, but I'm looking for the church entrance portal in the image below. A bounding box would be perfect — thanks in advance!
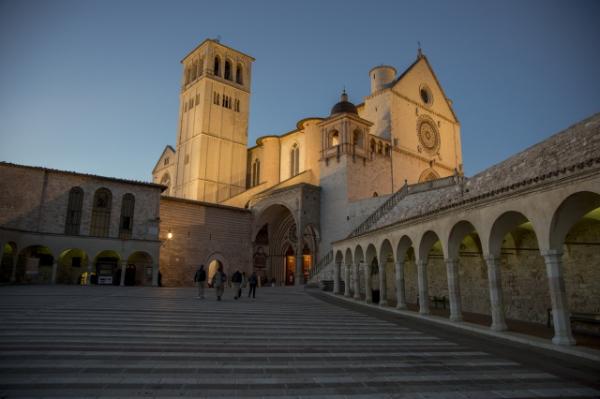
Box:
[208,259,223,287]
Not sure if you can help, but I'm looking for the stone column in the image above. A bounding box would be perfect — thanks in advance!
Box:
[295,252,303,286]
[484,255,507,331]
[542,250,576,346]
[417,259,429,315]
[378,264,387,306]
[10,251,17,283]
[344,265,351,297]
[364,262,373,304]
[353,262,361,300]
[445,258,462,322]
[395,260,407,309]
[51,260,58,284]
[333,261,341,294]
[120,261,127,286]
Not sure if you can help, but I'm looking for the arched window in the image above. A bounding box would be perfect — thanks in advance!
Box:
[236,64,243,84]
[191,60,197,81]
[353,129,363,148]
[197,58,203,77]
[184,67,191,85]
[224,60,232,80]
[90,188,112,237]
[251,159,260,187]
[65,187,84,235]
[160,173,171,195]
[119,194,135,239]
[329,130,340,147]
[213,56,221,76]
[290,144,300,177]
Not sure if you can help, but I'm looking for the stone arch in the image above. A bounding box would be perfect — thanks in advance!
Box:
[333,250,344,294]
[236,63,244,84]
[329,130,340,147]
[378,239,394,305]
[416,230,445,315]
[57,248,89,285]
[0,241,17,283]
[418,168,440,182]
[395,235,415,309]
[343,247,353,297]
[16,245,54,284]
[127,251,154,286]
[418,230,443,262]
[353,244,365,299]
[365,243,378,304]
[224,59,233,80]
[205,252,229,283]
[447,220,479,260]
[93,250,121,285]
[488,211,536,257]
[213,55,221,76]
[548,191,600,250]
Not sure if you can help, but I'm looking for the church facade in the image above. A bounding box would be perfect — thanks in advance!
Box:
[153,39,463,286]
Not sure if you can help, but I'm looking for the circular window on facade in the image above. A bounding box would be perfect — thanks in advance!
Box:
[419,85,433,106]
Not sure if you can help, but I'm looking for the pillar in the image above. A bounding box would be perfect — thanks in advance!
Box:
[344,264,351,297]
[51,260,58,284]
[542,250,576,346]
[120,261,126,286]
[10,249,17,283]
[445,258,462,322]
[395,260,407,309]
[295,251,303,286]
[417,259,429,315]
[378,263,387,306]
[333,261,341,294]
[484,255,507,331]
[364,262,373,304]
[353,262,361,300]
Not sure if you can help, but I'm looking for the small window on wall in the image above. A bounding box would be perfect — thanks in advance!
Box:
[65,187,84,235]
[329,130,340,147]
[119,193,135,239]
[214,56,221,76]
[197,58,203,76]
[251,159,260,187]
[164,157,169,166]
[224,60,232,80]
[236,64,243,84]
[290,144,300,177]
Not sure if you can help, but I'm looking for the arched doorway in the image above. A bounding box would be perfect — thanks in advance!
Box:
[285,246,295,285]
[127,251,153,286]
[16,245,54,283]
[207,259,223,287]
[0,242,17,283]
[93,250,120,285]
[57,248,89,285]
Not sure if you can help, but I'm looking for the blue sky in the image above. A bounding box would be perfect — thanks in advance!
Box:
[1,0,599,182]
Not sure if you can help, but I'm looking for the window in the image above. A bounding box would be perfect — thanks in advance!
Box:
[329,130,340,147]
[195,94,200,105]
[213,92,220,105]
[90,188,112,237]
[164,157,169,166]
[197,58,203,77]
[119,193,135,239]
[234,99,240,112]
[213,56,221,76]
[251,159,260,187]
[191,60,197,81]
[236,64,243,84]
[353,129,363,148]
[64,187,84,235]
[185,67,191,85]
[224,60,232,80]
[290,144,300,177]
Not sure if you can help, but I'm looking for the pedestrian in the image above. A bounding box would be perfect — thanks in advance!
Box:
[232,270,242,299]
[194,264,206,299]
[248,271,258,299]
[212,265,225,301]
[241,272,248,296]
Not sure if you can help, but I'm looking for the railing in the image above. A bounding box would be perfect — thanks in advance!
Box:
[348,184,410,238]
[309,249,333,279]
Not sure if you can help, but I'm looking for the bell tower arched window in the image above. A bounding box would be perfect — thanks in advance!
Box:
[329,130,340,147]
[90,188,112,237]
[65,187,84,235]
[290,144,300,177]
[224,60,232,80]
[236,64,244,84]
[213,56,221,76]
[353,129,363,148]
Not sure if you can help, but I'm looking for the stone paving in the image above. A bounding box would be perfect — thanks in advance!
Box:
[0,286,599,398]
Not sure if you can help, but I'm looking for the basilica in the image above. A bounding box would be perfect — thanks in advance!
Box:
[1,38,598,347]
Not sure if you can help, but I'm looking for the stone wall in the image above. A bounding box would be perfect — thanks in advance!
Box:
[159,197,253,287]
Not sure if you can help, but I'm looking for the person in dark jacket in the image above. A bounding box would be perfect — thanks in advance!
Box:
[231,270,242,299]
[248,272,258,299]
[194,265,206,299]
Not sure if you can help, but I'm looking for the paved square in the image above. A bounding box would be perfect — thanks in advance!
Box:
[0,286,598,398]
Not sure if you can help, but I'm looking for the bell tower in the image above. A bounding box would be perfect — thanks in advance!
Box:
[173,39,254,203]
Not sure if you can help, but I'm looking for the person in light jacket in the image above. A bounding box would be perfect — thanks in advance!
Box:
[212,265,226,301]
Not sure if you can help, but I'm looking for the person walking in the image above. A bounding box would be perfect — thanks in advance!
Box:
[232,270,242,300]
[248,271,258,299]
[241,272,248,296]
[194,265,206,299]
[212,265,225,301]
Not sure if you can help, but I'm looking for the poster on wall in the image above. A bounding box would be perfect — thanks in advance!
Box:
[25,257,39,276]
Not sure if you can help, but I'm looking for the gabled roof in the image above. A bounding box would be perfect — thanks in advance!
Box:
[152,145,176,173]
[390,54,459,123]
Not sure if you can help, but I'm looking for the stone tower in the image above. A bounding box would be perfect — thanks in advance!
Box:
[173,39,254,202]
